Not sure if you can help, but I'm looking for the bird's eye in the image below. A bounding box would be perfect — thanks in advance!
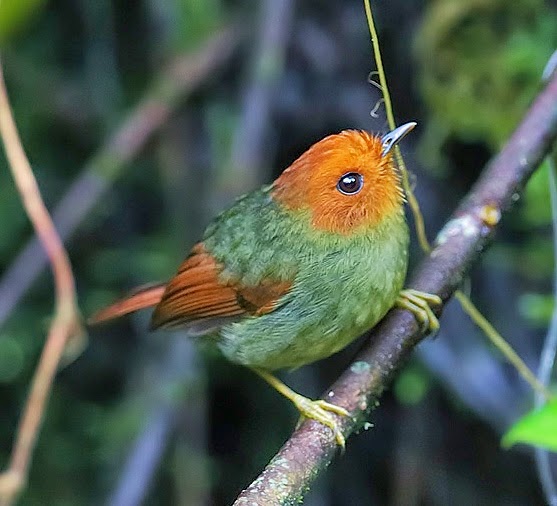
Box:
[337,172,363,195]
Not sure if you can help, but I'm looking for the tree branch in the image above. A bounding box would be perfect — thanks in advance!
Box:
[234,69,557,504]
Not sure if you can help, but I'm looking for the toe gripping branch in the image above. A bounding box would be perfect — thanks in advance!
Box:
[396,289,442,333]
[252,368,350,448]
[251,289,442,448]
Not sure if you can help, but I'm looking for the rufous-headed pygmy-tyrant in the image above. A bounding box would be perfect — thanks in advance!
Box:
[90,122,441,447]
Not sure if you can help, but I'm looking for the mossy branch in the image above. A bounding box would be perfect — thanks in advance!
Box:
[233,67,557,506]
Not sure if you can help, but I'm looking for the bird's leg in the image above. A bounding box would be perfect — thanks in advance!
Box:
[396,289,442,333]
[251,368,350,448]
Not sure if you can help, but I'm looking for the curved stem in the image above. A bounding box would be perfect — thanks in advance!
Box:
[0,59,82,505]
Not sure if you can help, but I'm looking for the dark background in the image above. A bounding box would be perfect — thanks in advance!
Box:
[1,0,557,504]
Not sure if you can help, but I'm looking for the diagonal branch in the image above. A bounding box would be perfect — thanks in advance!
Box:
[234,69,557,504]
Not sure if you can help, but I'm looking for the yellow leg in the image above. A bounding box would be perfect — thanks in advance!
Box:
[396,289,442,333]
[252,368,350,448]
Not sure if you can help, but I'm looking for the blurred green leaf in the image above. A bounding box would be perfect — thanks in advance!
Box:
[174,0,223,49]
[520,161,552,227]
[394,366,430,405]
[518,293,554,326]
[0,335,25,383]
[502,399,557,451]
[0,0,47,44]
[417,0,557,149]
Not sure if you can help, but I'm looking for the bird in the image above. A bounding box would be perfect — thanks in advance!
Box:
[89,122,440,447]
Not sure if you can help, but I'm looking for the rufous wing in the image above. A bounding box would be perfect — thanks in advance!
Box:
[150,243,292,333]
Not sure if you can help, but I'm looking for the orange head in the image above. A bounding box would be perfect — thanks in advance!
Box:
[272,123,415,235]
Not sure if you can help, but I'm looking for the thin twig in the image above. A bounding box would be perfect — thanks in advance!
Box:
[0,60,83,505]
[234,68,557,506]
[364,0,550,399]
[229,0,295,184]
[454,291,550,399]
[363,0,430,252]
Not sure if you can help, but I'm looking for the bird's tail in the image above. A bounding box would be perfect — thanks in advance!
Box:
[88,283,166,325]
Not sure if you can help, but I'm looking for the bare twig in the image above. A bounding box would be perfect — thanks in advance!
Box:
[106,337,208,506]
[0,60,83,505]
[365,0,549,399]
[234,66,557,505]
[0,27,240,330]
[107,407,176,506]
[229,0,295,185]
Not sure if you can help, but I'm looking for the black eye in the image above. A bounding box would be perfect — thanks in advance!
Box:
[337,172,363,195]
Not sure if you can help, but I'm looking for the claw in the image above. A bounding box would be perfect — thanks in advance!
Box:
[396,288,442,333]
[292,394,349,448]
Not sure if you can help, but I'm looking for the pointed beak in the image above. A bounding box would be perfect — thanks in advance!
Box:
[381,122,417,156]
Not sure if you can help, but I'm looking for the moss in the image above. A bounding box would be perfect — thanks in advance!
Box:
[416,0,557,149]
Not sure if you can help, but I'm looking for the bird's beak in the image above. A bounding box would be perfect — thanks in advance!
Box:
[381,122,417,156]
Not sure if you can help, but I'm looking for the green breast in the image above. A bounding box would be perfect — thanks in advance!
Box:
[205,191,409,370]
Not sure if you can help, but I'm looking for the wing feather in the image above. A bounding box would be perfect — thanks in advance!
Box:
[151,243,291,331]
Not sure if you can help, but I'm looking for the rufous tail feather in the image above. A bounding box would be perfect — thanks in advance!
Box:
[88,283,166,325]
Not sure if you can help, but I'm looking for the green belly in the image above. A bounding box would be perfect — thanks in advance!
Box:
[215,216,409,370]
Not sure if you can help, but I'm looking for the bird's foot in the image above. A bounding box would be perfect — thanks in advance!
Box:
[396,289,442,333]
[292,394,349,448]
[251,368,349,448]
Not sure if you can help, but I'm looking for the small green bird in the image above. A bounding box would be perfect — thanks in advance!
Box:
[91,122,440,447]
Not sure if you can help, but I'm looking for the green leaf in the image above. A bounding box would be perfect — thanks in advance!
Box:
[502,399,557,451]
[0,0,47,44]
[394,365,430,405]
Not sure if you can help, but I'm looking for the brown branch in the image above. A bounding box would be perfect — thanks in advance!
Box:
[0,27,240,330]
[233,71,557,504]
[0,61,83,505]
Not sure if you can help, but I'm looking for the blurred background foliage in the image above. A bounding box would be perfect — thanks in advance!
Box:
[0,0,557,504]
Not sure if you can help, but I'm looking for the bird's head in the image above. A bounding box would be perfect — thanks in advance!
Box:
[272,123,415,235]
